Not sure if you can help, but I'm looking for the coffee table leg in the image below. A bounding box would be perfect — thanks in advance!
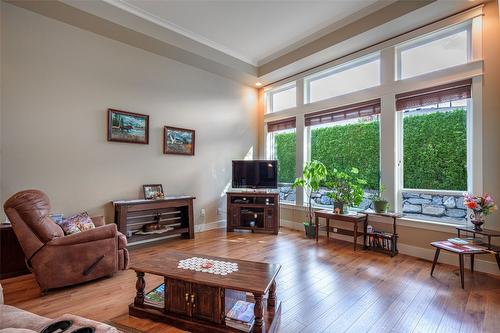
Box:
[431,248,440,276]
[134,271,145,306]
[470,254,475,273]
[496,253,500,271]
[253,293,264,331]
[459,254,465,289]
[268,280,276,308]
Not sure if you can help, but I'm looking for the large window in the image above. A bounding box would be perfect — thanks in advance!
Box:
[398,80,471,223]
[397,24,470,80]
[266,83,296,113]
[267,118,296,203]
[305,54,380,104]
[306,100,381,209]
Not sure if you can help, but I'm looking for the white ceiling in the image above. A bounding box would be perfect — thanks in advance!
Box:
[105,0,384,66]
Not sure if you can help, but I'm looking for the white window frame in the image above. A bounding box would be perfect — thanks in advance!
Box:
[396,21,472,81]
[304,53,381,104]
[305,113,382,209]
[266,128,297,203]
[265,82,297,114]
[397,99,472,196]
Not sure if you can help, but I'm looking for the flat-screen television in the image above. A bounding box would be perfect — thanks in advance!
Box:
[232,160,277,189]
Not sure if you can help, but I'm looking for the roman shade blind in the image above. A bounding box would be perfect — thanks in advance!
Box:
[304,99,381,127]
[267,117,296,132]
[395,79,472,111]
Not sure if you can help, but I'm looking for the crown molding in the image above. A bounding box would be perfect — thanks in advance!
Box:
[102,0,258,66]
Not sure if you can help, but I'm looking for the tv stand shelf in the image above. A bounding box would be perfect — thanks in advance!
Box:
[227,191,279,235]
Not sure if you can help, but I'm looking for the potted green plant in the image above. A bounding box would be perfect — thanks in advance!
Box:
[371,184,389,213]
[292,160,328,238]
[325,167,366,214]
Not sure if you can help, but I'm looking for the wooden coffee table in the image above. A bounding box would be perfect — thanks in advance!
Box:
[129,251,282,333]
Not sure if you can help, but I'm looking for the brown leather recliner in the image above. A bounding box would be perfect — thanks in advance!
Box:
[4,190,129,291]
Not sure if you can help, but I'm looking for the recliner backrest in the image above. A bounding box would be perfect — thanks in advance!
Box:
[4,190,63,246]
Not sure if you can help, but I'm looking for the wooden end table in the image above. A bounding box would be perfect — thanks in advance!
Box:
[456,226,500,252]
[129,251,281,333]
[314,210,367,251]
[362,210,402,257]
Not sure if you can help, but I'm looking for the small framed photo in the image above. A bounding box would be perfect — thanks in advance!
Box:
[143,184,164,200]
[164,126,195,155]
[108,109,149,144]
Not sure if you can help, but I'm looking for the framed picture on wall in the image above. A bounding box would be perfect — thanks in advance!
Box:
[163,126,195,155]
[143,184,164,200]
[108,109,149,144]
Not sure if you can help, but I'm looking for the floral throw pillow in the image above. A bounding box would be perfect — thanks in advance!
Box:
[58,212,95,235]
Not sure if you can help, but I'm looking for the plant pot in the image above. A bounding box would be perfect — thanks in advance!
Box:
[373,200,389,213]
[304,223,316,238]
[333,202,347,214]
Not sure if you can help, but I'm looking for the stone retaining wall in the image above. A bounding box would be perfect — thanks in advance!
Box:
[279,184,467,223]
[402,192,466,223]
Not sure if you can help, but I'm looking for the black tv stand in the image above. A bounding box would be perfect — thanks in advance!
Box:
[226,190,279,235]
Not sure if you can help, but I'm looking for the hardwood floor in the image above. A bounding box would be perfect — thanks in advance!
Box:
[2,228,500,332]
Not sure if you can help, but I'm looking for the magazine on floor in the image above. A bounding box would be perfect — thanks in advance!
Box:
[144,283,165,308]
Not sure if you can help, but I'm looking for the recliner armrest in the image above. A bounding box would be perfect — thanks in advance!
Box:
[49,224,117,246]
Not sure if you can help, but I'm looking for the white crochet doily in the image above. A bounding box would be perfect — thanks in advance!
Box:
[177,257,239,275]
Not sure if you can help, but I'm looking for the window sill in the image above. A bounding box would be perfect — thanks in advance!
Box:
[279,203,462,234]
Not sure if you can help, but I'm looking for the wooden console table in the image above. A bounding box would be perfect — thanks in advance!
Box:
[113,196,195,246]
[129,251,281,333]
[314,210,367,251]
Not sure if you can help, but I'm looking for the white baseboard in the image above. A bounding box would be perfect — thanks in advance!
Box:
[280,219,499,276]
[195,219,226,233]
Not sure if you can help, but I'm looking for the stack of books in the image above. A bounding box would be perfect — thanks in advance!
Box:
[448,237,483,245]
[144,283,165,308]
[225,300,255,332]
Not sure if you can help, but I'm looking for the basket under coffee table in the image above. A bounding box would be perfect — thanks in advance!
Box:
[129,251,282,333]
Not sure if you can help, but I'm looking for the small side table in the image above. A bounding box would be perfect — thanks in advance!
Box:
[456,226,500,249]
[314,210,367,251]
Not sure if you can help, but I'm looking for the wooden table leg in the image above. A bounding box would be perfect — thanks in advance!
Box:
[363,218,368,250]
[326,218,330,242]
[353,221,358,251]
[134,271,145,306]
[315,216,319,242]
[470,254,475,273]
[268,280,276,308]
[430,248,440,276]
[253,293,264,332]
[459,254,465,289]
[495,253,500,271]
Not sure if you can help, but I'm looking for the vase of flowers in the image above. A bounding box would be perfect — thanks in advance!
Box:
[463,193,497,231]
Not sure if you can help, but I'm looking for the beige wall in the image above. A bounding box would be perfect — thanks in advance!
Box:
[277,1,500,274]
[0,3,258,224]
[482,0,500,230]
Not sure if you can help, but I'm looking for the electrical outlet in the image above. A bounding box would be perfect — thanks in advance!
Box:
[201,208,206,216]
[217,208,222,215]
[333,227,338,233]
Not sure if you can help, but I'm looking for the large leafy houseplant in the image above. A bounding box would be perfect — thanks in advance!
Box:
[292,160,327,237]
[326,167,366,213]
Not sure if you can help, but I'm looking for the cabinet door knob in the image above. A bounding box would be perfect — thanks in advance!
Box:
[185,292,189,303]
[190,294,196,307]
